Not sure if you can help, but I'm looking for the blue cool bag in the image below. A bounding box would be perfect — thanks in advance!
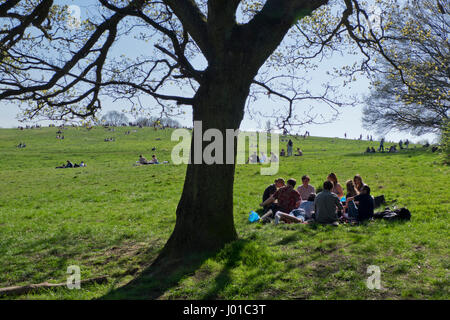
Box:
[248,211,260,223]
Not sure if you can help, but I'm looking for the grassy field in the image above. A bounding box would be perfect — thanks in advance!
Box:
[0,126,448,300]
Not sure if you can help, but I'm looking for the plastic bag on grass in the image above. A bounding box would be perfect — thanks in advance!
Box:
[248,211,260,223]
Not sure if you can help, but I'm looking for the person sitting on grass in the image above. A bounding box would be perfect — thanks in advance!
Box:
[343,180,359,220]
[297,193,316,220]
[365,147,371,153]
[346,179,359,199]
[280,149,286,157]
[295,148,303,156]
[259,178,301,223]
[353,174,366,193]
[150,155,159,164]
[270,152,278,163]
[297,175,315,201]
[247,152,259,164]
[262,178,286,214]
[139,154,152,165]
[389,145,398,153]
[346,185,374,222]
[314,180,344,226]
[260,152,267,163]
[327,173,344,199]
[371,147,376,153]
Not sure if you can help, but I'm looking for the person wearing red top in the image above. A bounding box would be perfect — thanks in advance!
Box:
[259,179,301,223]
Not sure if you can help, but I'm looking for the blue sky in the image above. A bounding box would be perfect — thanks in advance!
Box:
[0,0,438,144]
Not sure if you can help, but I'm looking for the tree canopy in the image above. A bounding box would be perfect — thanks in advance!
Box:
[362,0,449,136]
[101,110,129,126]
[0,0,408,131]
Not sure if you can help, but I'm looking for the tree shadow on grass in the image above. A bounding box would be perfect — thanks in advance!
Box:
[101,239,252,300]
[100,250,216,300]
[199,239,251,299]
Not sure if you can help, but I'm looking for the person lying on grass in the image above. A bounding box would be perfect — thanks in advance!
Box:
[345,185,375,222]
[56,160,74,169]
[259,178,301,223]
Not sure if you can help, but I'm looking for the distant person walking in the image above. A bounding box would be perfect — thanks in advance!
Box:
[379,138,385,152]
[287,139,293,157]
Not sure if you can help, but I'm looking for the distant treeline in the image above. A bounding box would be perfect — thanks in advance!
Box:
[99,110,182,128]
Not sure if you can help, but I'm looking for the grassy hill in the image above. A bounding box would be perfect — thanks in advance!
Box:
[0,126,448,299]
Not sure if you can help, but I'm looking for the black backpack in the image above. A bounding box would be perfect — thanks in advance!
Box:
[374,207,411,221]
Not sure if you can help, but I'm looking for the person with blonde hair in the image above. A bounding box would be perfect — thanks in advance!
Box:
[327,173,344,199]
[344,180,359,220]
[353,174,366,193]
[345,180,359,199]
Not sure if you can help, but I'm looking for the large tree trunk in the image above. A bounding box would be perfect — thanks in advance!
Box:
[154,69,253,264]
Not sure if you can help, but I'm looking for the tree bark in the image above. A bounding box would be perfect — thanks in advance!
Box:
[154,68,253,264]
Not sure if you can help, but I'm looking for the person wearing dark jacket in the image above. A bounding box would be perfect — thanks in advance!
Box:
[262,178,285,214]
[346,185,375,222]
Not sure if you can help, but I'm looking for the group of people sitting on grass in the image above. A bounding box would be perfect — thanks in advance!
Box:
[279,139,303,157]
[138,154,159,165]
[280,147,303,157]
[259,173,374,226]
[247,152,279,164]
[366,145,398,154]
[16,142,27,148]
[56,160,87,169]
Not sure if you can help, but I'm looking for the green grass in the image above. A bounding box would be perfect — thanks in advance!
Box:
[0,126,448,300]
